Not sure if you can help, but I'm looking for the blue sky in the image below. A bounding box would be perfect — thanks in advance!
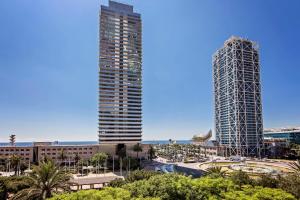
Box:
[0,0,300,141]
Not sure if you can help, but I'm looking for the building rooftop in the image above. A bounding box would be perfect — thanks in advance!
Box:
[101,0,140,17]
[264,127,300,133]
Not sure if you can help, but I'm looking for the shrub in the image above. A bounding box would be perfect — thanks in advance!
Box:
[49,173,297,200]
[125,170,161,183]
[255,174,279,188]
[229,170,253,188]
[278,174,300,199]
[0,178,7,200]
[108,178,126,187]
[49,188,159,200]
[223,186,295,200]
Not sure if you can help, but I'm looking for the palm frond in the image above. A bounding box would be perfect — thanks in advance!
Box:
[12,188,42,200]
[288,160,300,174]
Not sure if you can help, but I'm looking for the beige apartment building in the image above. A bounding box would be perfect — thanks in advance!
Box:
[0,143,150,164]
[0,146,33,162]
[36,144,99,162]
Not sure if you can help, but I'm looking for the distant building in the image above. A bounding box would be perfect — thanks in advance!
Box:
[99,1,142,144]
[0,146,33,162]
[264,128,300,144]
[0,142,150,164]
[213,36,264,157]
[263,138,289,158]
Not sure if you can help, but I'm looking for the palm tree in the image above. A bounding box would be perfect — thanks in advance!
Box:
[288,160,300,175]
[58,149,67,166]
[10,154,21,175]
[19,161,28,175]
[133,143,143,159]
[205,166,227,178]
[148,145,156,161]
[74,153,80,165]
[12,160,72,200]
[116,147,126,176]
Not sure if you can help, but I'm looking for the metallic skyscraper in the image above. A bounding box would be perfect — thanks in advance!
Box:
[99,1,142,144]
[213,36,263,157]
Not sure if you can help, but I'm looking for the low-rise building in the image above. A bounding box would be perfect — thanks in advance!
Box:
[0,142,150,164]
[0,146,34,162]
[35,145,99,163]
[264,127,300,144]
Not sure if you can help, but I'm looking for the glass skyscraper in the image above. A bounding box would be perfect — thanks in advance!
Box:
[213,36,263,157]
[99,1,142,144]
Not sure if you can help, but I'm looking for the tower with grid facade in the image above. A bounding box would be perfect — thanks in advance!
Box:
[213,36,263,157]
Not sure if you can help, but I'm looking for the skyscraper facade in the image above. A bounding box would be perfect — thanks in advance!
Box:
[213,36,263,157]
[99,1,142,144]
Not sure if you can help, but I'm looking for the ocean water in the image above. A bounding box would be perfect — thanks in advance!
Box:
[0,140,191,147]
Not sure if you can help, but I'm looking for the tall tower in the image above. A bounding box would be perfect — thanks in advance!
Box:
[213,36,263,157]
[99,1,142,144]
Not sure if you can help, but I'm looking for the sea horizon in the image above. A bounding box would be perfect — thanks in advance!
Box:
[0,140,192,147]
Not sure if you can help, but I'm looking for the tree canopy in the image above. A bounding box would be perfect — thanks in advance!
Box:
[50,173,296,200]
[49,188,159,200]
[91,152,108,167]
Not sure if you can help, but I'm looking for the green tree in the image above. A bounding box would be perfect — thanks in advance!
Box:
[58,149,67,166]
[192,177,236,199]
[125,170,161,183]
[50,188,131,200]
[205,166,227,178]
[278,174,300,199]
[117,147,127,159]
[223,186,296,200]
[229,170,253,188]
[9,134,16,146]
[117,147,127,175]
[252,187,295,200]
[19,161,28,175]
[45,173,296,200]
[0,178,7,200]
[49,187,160,200]
[10,154,21,175]
[256,173,279,188]
[108,178,126,187]
[133,143,143,159]
[0,176,32,195]
[123,173,192,200]
[124,174,235,200]
[12,160,71,199]
[91,152,108,167]
[74,153,80,165]
[123,157,139,170]
[148,145,156,161]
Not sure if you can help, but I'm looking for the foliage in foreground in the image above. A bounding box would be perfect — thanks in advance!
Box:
[108,170,161,187]
[13,160,72,200]
[278,174,300,199]
[0,176,33,199]
[50,174,296,200]
[49,187,159,200]
[205,166,227,178]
